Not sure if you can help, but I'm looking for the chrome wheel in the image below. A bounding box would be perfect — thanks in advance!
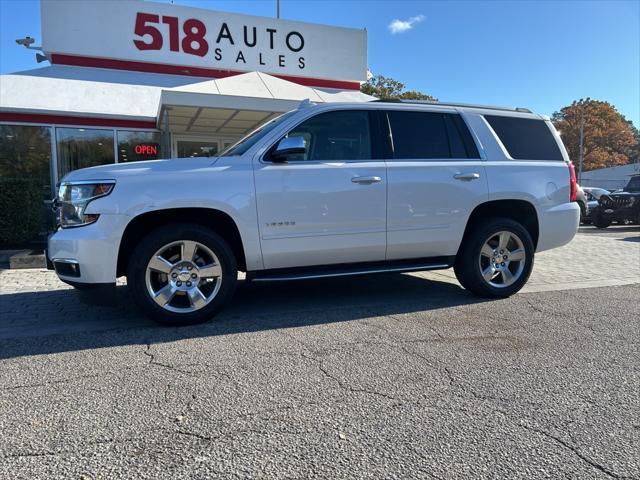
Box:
[478,231,526,288]
[145,240,222,313]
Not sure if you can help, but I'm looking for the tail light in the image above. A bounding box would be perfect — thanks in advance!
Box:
[568,162,577,202]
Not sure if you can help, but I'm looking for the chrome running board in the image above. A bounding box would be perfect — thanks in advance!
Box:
[249,259,452,282]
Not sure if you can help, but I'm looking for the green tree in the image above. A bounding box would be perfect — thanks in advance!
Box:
[361,74,436,101]
[551,98,638,171]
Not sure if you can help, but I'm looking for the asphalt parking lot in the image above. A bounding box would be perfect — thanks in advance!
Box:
[0,226,639,479]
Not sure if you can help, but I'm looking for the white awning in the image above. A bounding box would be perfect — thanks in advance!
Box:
[0,65,373,132]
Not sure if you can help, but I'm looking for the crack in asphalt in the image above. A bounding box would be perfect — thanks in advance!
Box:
[519,424,622,479]
[1,372,114,392]
[307,353,400,402]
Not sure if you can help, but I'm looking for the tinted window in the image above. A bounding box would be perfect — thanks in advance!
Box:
[281,110,372,161]
[485,115,563,160]
[626,176,640,192]
[387,111,479,159]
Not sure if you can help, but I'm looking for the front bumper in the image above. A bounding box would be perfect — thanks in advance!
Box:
[47,214,130,285]
[596,206,638,222]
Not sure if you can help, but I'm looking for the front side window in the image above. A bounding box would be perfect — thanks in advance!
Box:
[485,115,564,161]
[279,110,372,161]
[386,111,479,160]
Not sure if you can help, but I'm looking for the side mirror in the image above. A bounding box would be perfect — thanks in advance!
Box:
[271,136,306,162]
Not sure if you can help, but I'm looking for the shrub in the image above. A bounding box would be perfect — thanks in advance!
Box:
[0,178,43,244]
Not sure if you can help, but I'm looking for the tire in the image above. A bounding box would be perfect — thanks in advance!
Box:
[592,211,611,229]
[578,201,587,223]
[127,223,237,326]
[454,218,534,298]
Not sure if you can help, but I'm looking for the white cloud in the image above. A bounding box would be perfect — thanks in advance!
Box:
[388,14,425,34]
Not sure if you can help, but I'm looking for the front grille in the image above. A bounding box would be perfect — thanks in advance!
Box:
[599,196,634,209]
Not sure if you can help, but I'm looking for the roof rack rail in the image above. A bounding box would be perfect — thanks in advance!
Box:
[373,98,532,113]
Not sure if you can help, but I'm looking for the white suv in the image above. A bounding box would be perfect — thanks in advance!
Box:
[48,100,580,325]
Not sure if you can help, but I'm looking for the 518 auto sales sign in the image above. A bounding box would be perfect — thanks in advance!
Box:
[40,0,367,86]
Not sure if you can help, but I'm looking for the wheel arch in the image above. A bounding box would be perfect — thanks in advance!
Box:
[459,199,539,255]
[117,207,247,277]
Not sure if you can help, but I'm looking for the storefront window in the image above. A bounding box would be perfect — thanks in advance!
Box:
[117,130,163,162]
[177,140,219,158]
[0,124,53,245]
[56,127,114,178]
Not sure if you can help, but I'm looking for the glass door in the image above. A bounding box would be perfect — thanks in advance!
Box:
[174,136,219,158]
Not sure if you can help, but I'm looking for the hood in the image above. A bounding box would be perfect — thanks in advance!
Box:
[608,191,640,198]
[61,157,221,182]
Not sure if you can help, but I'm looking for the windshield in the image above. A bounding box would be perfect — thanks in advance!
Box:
[585,188,610,200]
[220,111,296,157]
[625,176,640,193]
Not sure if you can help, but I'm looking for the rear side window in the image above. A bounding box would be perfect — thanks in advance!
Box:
[485,115,564,160]
[386,111,479,159]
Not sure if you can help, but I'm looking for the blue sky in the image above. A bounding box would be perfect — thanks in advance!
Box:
[1,0,638,125]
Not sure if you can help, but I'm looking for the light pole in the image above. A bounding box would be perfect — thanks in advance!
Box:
[277,0,280,18]
[577,108,585,184]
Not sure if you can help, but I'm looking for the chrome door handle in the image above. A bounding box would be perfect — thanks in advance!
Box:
[351,175,382,185]
[453,172,480,181]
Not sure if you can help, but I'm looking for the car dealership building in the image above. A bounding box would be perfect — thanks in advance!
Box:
[0,0,370,244]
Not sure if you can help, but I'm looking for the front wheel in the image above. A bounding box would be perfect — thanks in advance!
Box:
[127,224,237,326]
[592,210,611,229]
[454,218,534,298]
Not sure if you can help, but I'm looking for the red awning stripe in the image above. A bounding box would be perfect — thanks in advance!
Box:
[0,111,157,129]
[50,53,362,91]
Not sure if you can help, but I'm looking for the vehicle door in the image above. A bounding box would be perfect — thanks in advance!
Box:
[384,108,489,260]
[253,109,388,269]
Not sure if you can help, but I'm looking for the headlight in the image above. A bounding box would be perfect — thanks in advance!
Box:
[57,181,115,228]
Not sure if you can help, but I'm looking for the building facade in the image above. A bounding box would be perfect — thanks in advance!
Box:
[579,163,640,191]
[0,0,370,245]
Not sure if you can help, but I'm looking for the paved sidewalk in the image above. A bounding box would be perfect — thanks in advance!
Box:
[419,226,640,293]
[2,226,638,296]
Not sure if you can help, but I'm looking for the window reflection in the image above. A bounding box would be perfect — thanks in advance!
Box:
[56,128,114,178]
[117,130,163,162]
[0,125,53,244]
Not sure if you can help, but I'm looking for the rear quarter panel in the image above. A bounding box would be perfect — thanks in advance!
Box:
[483,160,579,251]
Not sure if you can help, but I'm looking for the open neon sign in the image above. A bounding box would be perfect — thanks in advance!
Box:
[134,144,159,155]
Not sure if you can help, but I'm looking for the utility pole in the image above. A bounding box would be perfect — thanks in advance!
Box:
[578,108,585,184]
[276,0,280,18]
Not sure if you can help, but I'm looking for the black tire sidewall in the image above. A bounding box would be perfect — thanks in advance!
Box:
[592,210,611,229]
[127,224,237,326]
[455,218,534,298]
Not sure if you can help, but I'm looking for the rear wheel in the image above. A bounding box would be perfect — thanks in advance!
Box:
[454,218,534,298]
[127,224,237,326]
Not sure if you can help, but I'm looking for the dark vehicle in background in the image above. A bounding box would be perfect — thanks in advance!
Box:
[591,175,640,228]
[582,187,610,224]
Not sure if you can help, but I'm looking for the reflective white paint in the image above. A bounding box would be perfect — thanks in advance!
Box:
[49,102,580,286]
[254,160,387,269]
